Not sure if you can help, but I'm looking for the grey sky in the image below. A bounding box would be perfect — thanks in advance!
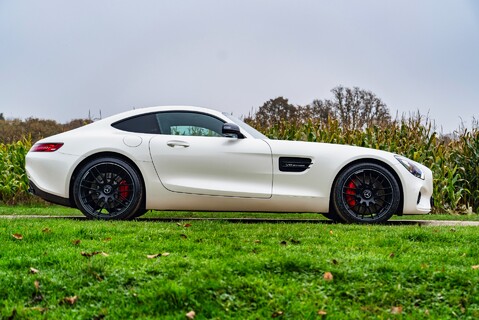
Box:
[1,0,478,133]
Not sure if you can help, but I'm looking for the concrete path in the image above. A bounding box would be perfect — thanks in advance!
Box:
[1,215,479,226]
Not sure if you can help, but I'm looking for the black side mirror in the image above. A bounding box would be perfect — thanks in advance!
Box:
[222,123,245,139]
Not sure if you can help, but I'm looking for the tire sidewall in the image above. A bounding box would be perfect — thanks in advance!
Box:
[73,157,143,220]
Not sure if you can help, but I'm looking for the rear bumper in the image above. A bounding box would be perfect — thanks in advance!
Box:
[28,181,74,208]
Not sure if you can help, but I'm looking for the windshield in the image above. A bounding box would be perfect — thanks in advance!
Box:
[222,113,268,139]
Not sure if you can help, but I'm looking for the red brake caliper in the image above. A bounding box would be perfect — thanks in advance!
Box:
[345,180,356,207]
[119,180,129,199]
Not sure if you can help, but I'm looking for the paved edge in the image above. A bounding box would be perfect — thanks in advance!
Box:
[0,215,479,226]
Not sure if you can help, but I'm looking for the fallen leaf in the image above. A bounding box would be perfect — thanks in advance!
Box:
[81,251,93,257]
[94,272,103,282]
[42,228,51,233]
[102,237,112,242]
[12,233,23,240]
[391,306,403,314]
[290,238,301,245]
[34,280,40,290]
[332,259,338,265]
[280,240,287,246]
[32,292,43,303]
[30,267,39,274]
[32,293,43,303]
[63,296,78,305]
[472,265,479,270]
[254,240,261,244]
[323,272,333,281]
[329,230,334,235]
[81,251,104,258]
[185,310,196,319]
[72,239,81,245]
[183,223,192,228]
[176,223,182,227]
[147,254,160,259]
[317,310,327,315]
[29,307,47,313]
[272,311,284,318]
[389,252,395,258]
[162,252,170,257]
[180,234,188,239]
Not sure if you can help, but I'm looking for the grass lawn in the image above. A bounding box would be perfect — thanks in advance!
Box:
[1,206,479,319]
[1,205,478,221]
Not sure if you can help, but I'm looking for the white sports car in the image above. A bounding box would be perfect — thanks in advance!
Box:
[26,106,433,223]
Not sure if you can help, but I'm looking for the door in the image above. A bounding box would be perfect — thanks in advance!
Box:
[149,111,273,198]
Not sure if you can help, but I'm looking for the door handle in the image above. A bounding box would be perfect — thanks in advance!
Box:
[167,140,190,148]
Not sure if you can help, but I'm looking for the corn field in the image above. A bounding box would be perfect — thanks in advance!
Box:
[1,120,478,213]
[261,115,479,214]
[0,139,32,205]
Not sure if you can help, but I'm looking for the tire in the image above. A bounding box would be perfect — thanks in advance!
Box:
[332,162,400,223]
[131,209,149,219]
[322,212,344,222]
[73,157,144,220]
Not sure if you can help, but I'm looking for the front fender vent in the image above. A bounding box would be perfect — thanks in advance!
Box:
[279,157,312,172]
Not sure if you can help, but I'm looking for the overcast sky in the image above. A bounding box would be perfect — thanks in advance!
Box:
[1,0,478,133]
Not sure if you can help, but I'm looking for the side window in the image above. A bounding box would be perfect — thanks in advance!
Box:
[156,112,224,137]
[112,113,160,134]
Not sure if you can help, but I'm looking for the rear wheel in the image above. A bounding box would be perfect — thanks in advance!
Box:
[73,157,144,220]
[332,163,400,223]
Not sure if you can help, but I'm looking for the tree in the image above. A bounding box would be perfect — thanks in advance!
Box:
[328,86,391,130]
[246,86,392,132]
[245,97,299,129]
[0,113,4,121]
[300,99,334,124]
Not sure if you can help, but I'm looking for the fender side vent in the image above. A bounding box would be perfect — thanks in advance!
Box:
[279,157,312,172]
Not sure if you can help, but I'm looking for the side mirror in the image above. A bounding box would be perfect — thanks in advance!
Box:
[222,123,245,139]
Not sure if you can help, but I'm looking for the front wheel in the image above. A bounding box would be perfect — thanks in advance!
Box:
[73,157,144,220]
[332,163,401,223]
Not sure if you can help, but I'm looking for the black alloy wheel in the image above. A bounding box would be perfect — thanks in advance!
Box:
[73,157,144,220]
[332,162,400,223]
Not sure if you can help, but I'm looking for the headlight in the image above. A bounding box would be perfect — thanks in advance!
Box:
[395,156,425,180]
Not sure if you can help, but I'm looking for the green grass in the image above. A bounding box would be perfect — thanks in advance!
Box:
[1,205,478,221]
[1,208,479,319]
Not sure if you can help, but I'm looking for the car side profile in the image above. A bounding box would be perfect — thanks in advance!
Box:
[26,106,433,223]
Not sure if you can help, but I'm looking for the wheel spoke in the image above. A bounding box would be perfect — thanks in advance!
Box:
[91,166,104,184]
[81,185,100,193]
[355,174,364,187]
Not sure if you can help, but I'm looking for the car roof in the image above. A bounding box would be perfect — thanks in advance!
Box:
[97,106,226,125]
